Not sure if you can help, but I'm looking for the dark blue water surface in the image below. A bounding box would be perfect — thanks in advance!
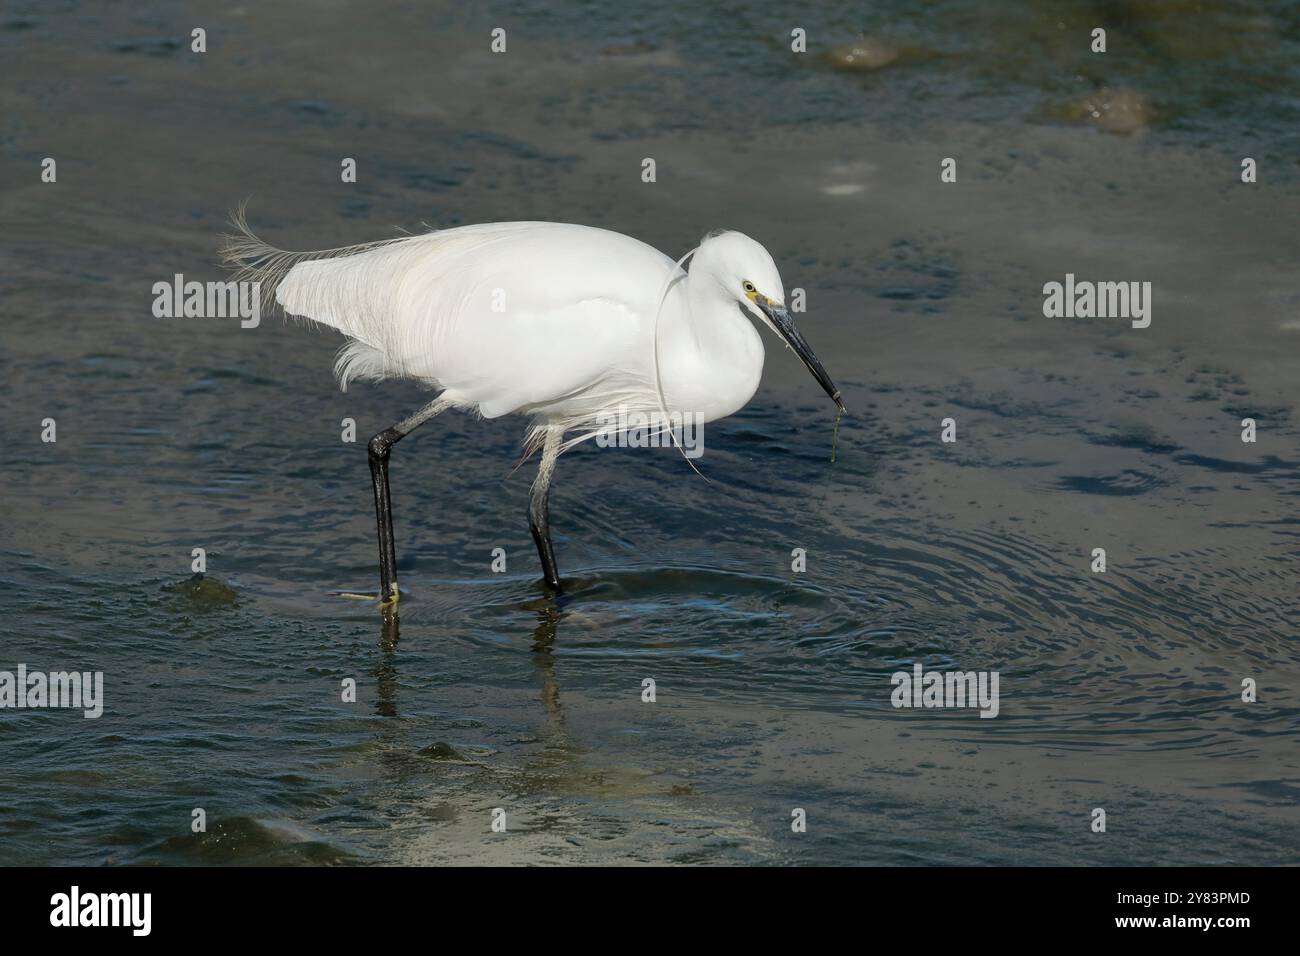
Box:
[1,0,1297,864]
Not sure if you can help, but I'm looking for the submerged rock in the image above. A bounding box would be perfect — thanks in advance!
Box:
[163,574,238,607]
[824,37,901,72]
[417,742,468,761]
[1059,87,1153,134]
[151,816,353,865]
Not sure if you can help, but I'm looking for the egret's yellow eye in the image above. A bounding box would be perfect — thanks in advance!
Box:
[742,280,756,294]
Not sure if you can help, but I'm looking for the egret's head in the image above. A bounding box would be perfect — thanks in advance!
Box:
[694,230,846,414]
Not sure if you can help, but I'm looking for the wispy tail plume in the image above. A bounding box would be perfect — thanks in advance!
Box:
[218,201,405,316]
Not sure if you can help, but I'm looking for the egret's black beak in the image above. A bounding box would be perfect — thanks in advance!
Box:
[754,295,847,414]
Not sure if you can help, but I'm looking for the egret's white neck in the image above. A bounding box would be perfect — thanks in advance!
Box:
[655,272,765,423]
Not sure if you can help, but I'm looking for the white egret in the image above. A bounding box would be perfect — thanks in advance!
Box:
[221,217,845,603]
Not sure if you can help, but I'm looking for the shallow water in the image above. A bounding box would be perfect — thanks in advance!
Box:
[1,1,1297,865]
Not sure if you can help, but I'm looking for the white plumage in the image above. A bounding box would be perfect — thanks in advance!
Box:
[220,214,843,598]
[227,219,787,446]
[281,223,668,414]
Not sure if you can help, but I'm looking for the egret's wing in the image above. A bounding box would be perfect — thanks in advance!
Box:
[252,221,677,417]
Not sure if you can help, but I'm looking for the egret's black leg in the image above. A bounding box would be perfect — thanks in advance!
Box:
[366,396,450,606]
[529,497,560,593]
[368,426,403,604]
[528,426,563,594]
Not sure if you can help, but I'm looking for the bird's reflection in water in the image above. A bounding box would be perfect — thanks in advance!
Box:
[374,605,401,717]
[380,604,400,648]
[514,593,678,803]
[525,594,566,741]
[365,585,679,839]
[368,593,566,732]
